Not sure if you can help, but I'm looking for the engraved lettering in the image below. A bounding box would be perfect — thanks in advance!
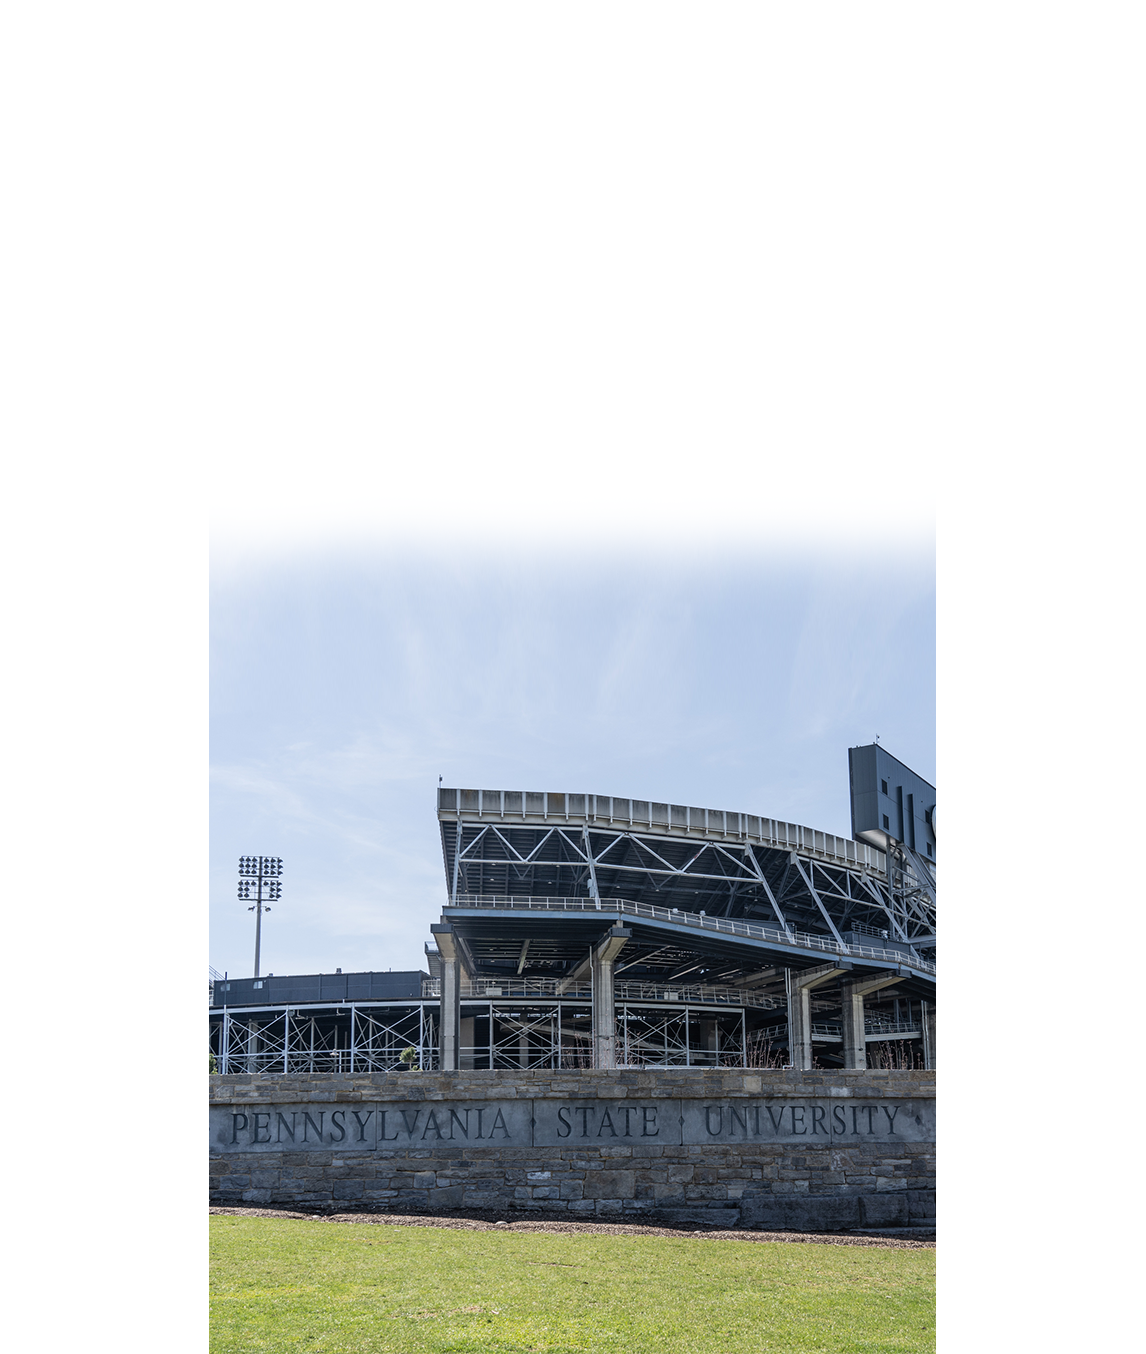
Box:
[276,1112,296,1143]
[490,1108,511,1139]
[705,1106,723,1136]
[851,1107,859,1134]
[302,1112,324,1142]
[475,1108,486,1139]
[883,1106,901,1133]
[753,1106,760,1136]
[641,1107,659,1137]
[401,1110,420,1138]
[422,1110,444,1139]
[728,1106,747,1136]
[557,1107,572,1138]
[766,1106,785,1133]
[355,1110,378,1142]
[811,1106,827,1135]
[621,1107,638,1136]
[253,1112,271,1144]
[832,1106,846,1134]
[790,1106,807,1135]
[330,1110,346,1142]
[863,1106,877,1134]
[448,1110,470,1140]
[231,1113,248,1144]
[576,1107,593,1137]
[597,1109,617,1137]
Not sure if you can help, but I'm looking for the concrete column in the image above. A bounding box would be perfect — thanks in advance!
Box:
[841,972,904,1070]
[787,963,853,1071]
[431,923,463,1072]
[591,926,630,1068]
[440,957,461,1070]
[841,985,866,1070]
[922,998,935,1069]
[788,983,813,1071]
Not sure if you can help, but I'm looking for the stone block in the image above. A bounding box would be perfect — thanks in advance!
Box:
[740,1194,860,1232]
[462,1191,500,1208]
[685,1184,728,1200]
[654,1208,741,1227]
[857,1193,909,1228]
[582,1170,635,1200]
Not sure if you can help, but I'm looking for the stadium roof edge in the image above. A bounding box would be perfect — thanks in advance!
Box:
[437,786,888,877]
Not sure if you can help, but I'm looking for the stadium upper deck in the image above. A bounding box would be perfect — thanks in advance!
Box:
[436,785,935,952]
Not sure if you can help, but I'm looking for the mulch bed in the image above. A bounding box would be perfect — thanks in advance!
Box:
[210,1204,934,1249]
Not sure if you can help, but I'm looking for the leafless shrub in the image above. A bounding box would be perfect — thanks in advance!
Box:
[745,1034,788,1069]
[866,1040,922,1069]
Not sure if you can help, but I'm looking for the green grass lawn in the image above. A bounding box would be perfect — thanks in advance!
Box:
[211,1215,934,1354]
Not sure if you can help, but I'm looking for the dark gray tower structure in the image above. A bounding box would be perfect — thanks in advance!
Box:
[849,744,935,865]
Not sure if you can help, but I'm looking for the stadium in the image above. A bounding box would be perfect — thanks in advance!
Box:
[209,743,935,1077]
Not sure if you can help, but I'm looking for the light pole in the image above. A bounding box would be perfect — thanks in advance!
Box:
[238,856,282,977]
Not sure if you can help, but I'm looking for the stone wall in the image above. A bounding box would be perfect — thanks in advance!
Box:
[209,1068,935,1231]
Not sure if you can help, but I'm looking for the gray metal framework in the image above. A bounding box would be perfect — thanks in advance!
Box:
[209,1002,439,1075]
[208,776,937,1078]
[437,788,936,948]
[430,786,936,1073]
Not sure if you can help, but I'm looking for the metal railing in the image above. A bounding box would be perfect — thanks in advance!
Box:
[448,895,936,976]
[863,1019,922,1037]
[750,1019,922,1042]
[421,976,784,1010]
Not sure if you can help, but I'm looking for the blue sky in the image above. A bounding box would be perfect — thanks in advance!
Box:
[211,544,933,978]
[201,8,941,982]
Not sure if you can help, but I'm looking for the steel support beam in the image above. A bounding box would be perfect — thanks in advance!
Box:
[790,855,846,948]
[583,825,602,908]
[450,821,463,903]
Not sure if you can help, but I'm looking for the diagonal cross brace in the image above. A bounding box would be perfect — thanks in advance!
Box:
[790,855,846,948]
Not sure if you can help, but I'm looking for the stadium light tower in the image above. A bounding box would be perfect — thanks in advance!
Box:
[238,856,282,978]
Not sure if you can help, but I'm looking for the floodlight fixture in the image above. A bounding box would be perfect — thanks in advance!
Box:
[238,855,282,977]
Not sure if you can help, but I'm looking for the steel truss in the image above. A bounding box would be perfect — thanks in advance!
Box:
[459,1001,584,1071]
[617,1004,746,1069]
[210,996,785,1074]
[445,816,935,945]
[210,1003,440,1074]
